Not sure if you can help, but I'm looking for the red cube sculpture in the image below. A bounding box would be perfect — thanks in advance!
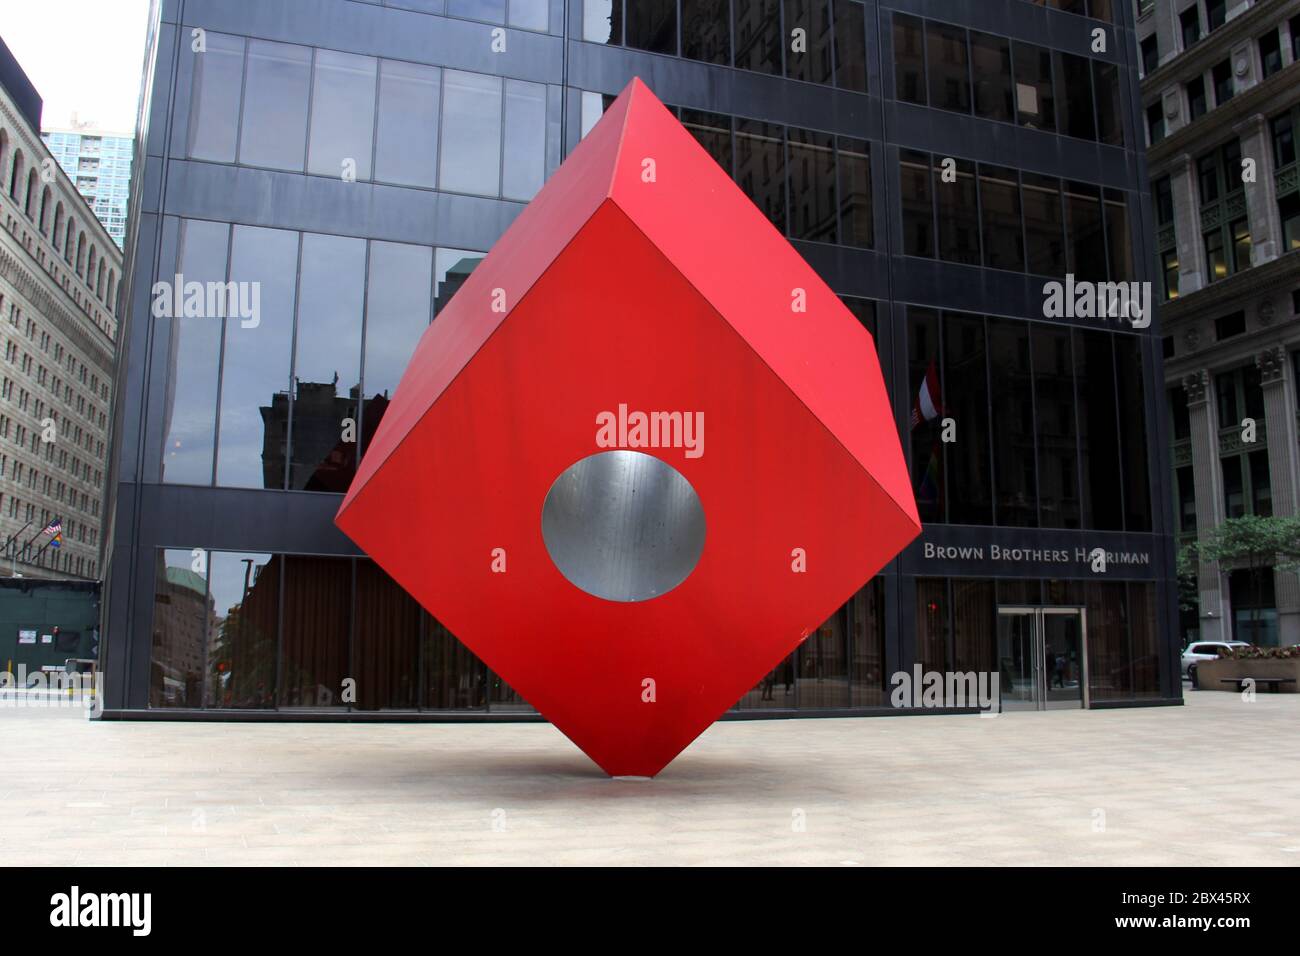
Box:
[336,79,920,777]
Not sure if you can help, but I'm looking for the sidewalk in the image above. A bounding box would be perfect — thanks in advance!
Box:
[1,690,1295,865]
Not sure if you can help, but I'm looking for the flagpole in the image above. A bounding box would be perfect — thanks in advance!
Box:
[20,516,60,570]
[3,519,33,577]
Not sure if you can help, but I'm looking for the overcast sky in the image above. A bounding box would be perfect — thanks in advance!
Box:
[3,0,152,133]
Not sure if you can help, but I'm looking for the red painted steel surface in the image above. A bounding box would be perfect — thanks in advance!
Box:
[336,79,920,777]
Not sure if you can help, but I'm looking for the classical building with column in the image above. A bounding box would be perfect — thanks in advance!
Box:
[1137,0,1300,646]
[0,35,121,581]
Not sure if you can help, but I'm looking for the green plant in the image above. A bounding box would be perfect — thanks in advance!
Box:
[1198,515,1300,640]
[1227,644,1300,660]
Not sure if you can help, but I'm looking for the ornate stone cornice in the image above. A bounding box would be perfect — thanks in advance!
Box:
[1257,344,1288,384]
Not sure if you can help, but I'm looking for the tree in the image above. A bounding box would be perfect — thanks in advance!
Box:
[1198,515,1300,642]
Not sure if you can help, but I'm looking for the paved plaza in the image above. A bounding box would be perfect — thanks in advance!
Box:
[1,690,1297,866]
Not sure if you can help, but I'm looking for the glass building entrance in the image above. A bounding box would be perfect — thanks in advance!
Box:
[996,607,1087,711]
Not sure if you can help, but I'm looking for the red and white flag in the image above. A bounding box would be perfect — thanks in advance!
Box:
[910,361,943,429]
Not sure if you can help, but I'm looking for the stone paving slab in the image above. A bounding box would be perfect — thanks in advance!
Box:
[0,690,1297,865]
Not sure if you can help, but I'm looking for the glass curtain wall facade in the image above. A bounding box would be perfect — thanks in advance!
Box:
[102,0,1178,717]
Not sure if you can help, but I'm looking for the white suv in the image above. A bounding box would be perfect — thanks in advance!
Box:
[1181,641,1249,680]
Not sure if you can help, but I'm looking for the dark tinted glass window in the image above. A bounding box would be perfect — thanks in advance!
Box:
[894,14,926,105]
[1250,448,1272,516]
[1093,61,1123,145]
[217,225,298,489]
[1140,35,1158,75]
[1055,52,1096,140]
[1074,330,1122,530]
[1146,101,1164,143]
[1222,455,1244,517]
[936,157,980,265]
[836,136,872,248]
[187,32,244,162]
[1276,112,1297,167]
[1162,250,1180,299]
[626,0,677,54]
[1215,310,1245,340]
[734,0,782,75]
[1260,30,1282,78]
[927,21,970,113]
[1207,0,1226,31]
[1223,138,1242,191]
[971,32,1013,122]
[1014,43,1055,131]
[160,219,227,484]
[424,613,487,710]
[1187,75,1207,121]
[239,40,312,171]
[1176,466,1195,531]
[1198,153,1220,204]
[735,118,786,234]
[1032,324,1079,528]
[439,70,502,196]
[150,549,208,707]
[289,233,366,492]
[1244,363,1265,421]
[943,312,992,525]
[839,295,876,337]
[206,551,278,708]
[1112,335,1154,530]
[1231,216,1252,273]
[1154,175,1173,225]
[833,0,867,92]
[1063,180,1106,281]
[307,50,377,180]
[682,109,732,175]
[1104,189,1133,281]
[988,319,1037,527]
[1169,386,1190,440]
[354,560,420,710]
[785,0,832,85]
[280,556,352,708]
[1180,7,1200,48]
[682,0,731,64]
[787,127,836,242]
[1205,229,1227,282]
[908,309,944,524]
[1216,368,1239,423]
[1212,59,1233,105]
[900,149,934,257]
[979,164,1024,272]
[374,60,440,188]
[1022,173,1066,277]
[914,580,949,674]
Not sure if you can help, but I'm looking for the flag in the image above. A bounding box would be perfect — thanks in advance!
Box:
[42,518,62,535]
[51,532,62,549]
[910,361,943,429]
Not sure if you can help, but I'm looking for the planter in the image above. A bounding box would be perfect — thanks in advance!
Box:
[1196,658,1300,693]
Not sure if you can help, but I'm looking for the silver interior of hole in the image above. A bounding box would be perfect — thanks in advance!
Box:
[541,450,706,603]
